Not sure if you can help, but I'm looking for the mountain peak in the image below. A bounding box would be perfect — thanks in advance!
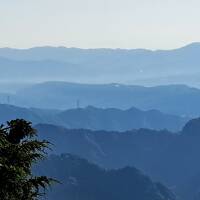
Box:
[182,118,200,136]
[180,42,200,50]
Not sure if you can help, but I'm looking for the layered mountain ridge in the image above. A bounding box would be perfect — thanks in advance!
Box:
[34,154,176,200]
[0,104,187,131]
[35,118,200,200]
[1,43,200,87]
[2,81,200,117]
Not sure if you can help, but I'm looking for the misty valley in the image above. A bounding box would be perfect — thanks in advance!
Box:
[1,45,200,200]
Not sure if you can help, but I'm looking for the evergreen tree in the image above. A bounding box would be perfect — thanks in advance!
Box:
[0,119,55,200]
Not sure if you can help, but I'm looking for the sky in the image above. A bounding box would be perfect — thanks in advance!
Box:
[0,0,200,49]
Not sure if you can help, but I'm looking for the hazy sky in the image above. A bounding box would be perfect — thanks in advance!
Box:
[0,0,200,49]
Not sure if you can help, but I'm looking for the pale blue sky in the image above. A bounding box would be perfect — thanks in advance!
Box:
[0,0,200,49]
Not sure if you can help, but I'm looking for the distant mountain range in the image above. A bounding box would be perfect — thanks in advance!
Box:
[0,104,187,131]
[2,43,200,200]
[35,118,200,200]
[1,43,200,87]
[6,81,200,117]
[34,154,176,200]
[57,106,187,131]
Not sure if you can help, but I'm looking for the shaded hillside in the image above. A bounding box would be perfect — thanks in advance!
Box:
[0,104,43,124]
[0,104,60,125]
[177,172,200,200]
[182,118,200,136]
[35,124,176,182]
[0,104,186,132]
[35,118,200,200]
[58,106,186,131]
[34,154,176,200]
[12,81,200,117]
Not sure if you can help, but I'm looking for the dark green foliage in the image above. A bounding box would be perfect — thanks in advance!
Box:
[0,119,55,200]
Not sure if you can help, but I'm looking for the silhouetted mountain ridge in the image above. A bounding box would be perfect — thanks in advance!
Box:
[0,103,187,131]
[34,154,176,200]
[182,118,200,136]
[35,118,200,200]
[58,105,186,131]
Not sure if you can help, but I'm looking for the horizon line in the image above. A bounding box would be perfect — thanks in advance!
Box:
[1,42,200,51]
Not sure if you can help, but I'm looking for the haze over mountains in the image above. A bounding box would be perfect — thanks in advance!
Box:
[0,104,187,132]
[1,43,200,90]
[3,81,200,117]
[2,42,200,200]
